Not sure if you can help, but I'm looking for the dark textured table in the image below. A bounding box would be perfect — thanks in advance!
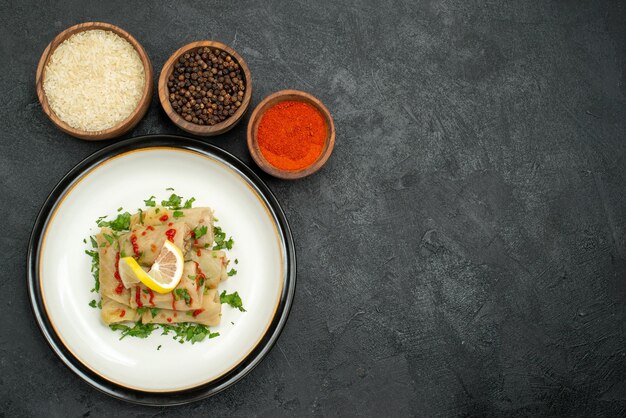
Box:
[1,1,625,416]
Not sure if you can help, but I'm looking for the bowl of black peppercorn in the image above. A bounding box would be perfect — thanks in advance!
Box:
[158,41,252,136]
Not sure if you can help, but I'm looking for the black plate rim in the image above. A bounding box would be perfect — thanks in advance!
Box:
[26,134,297,406]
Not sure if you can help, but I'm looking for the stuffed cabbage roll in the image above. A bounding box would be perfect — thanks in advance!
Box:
[130,206,214,247]
[140,289,221,326]
[187,249,229,289]
[101,296,140,324]
[97,228,131,305]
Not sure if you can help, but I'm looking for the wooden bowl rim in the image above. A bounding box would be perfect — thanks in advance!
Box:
[246,89,336,180]
[35,21,154,140]
[157,40,253,137]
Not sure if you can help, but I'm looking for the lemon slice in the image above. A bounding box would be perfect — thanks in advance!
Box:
[118,241,184,294]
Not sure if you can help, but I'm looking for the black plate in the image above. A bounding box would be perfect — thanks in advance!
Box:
[26,135,297,405]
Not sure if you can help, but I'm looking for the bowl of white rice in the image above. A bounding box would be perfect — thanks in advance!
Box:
[36,22,153,140]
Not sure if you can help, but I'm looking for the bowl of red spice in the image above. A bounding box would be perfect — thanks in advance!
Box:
[158,40,252,136]
[247,90,335,180]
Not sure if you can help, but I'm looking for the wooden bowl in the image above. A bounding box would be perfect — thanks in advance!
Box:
[158,41,252,136]
[35,22,154,141]
[247,90,335,180]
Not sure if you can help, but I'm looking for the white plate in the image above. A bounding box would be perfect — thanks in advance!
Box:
[28,136,296,405]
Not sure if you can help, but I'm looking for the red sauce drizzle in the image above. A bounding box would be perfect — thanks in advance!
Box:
[150,244,157,253]
[141,231,146,236]
[171,293,177,310]
[146,226,155,231]
[192,309,205,317]
[189,230,195,238]
[196,249,202,257]
[113,252,124,294]
[148,289,155,306]
[129,234,140,256]
[194,262,206,290]
[159,214,169,222]
[168,222,173,226]
[166,317,172,323]
[135,285,144,308]
[165,228,176,242]
[119,309,126,318]
[193,239,199,246]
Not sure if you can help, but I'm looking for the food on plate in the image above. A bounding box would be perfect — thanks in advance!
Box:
[85,192,244,344]
[43,29,145,131]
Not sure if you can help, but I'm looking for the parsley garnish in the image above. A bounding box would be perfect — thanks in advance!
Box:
[174,288,191,305]
[85,249,100,292]
[161,193,182,209]
[144,196,156,207]
[183,197,195,209]
[138,208,144,225]
[155,208,160,214]
[88,300,97,308]
[157,345,162,350]
[83,238,86,244]
[166,187,175,191]
[117,207,123,212]
[213,226,234,250]
[136,307,160,318]
[109,322,158,340]
[220,291,245,312]
[194,225,208,239]
[227,268,237,277]
[90,236,98,248]
[234,258,239,264]
[161,323,219,344]
[97,212,131,231]
[98,300,102,309]
[103,233,115,245]
[173,210,184,219]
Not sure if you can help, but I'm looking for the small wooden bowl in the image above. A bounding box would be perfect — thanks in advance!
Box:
[247,90,335,180]
[158,41,252,136]
[35,22,154,141]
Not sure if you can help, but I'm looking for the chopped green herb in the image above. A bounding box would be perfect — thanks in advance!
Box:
[142,289,150,295]
[204,243,210,249]
[136,307,159,318]
[155,208,160,214]
[173,210,184,219]
[98,300,102,309]
[144,196,156,207]
[103,233,115,245]
[231,321,234,325]
[85,249,100,292]
[220,291,245,312]
[117,207,123,212]
[97,212,131,231]
[227,268,237,277]
[194,225,208,239]
[90,236,98,248]
[166,187,175,191]
[120,249,126,258]
[138,208,144,225]
[188,275,197,281]
[212,226,234,250]
[109,322,158,340]
[157,345,162,351]
[100,242,107,248]
[89,300,97,308]
[174,288,191,305]
[183,197,196,209]
[234,258,239,264]
[159,323,219,344]
[83,238,87,244]
[161,193,182,209]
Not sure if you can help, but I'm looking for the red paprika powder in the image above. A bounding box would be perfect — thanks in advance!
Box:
[257,101,326,171]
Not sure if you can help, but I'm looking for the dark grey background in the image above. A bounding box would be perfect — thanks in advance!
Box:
[1,0,625,416]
